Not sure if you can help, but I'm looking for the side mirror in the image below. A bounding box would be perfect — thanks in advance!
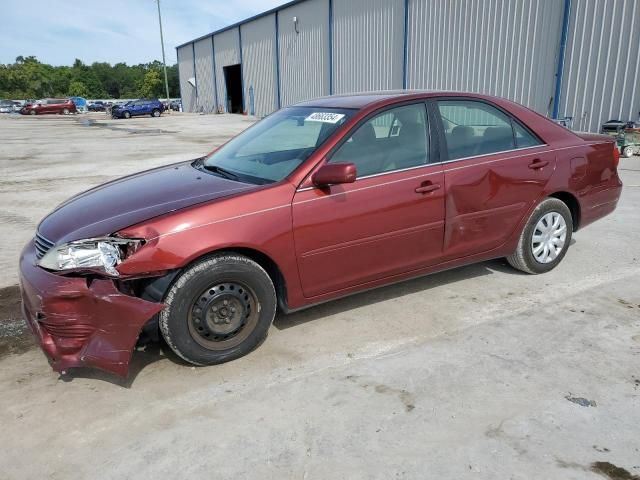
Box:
[312,162,357,187]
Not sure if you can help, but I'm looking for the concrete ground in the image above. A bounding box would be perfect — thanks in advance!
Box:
[0,113,639,480]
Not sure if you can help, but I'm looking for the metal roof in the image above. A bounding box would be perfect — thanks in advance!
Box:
[175,0,310,49]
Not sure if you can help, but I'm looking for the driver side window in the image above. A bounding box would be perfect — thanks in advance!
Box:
[330,103,429,178]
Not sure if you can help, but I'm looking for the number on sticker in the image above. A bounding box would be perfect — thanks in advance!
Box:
[305,112,346,124]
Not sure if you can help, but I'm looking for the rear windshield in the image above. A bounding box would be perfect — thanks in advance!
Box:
[201,107,354,184]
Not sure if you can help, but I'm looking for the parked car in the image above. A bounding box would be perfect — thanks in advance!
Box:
[111,98,164,118]
[88,101,106,112]
[170,99,181,111]
[19,91,622,376]
[12,101,23,113]
[20,98,77,115]
[0,100,14,113]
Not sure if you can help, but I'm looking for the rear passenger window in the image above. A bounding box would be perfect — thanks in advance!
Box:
[330,103,429,177]
[438,100,515,160]
[513,122,542,148]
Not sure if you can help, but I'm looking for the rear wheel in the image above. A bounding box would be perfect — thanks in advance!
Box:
[159,254,277,366]
[622,146,634,158]
[507,198,573,274]
[151,109,160,117]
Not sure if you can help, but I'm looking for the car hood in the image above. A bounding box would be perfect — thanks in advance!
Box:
[38,161,258,244]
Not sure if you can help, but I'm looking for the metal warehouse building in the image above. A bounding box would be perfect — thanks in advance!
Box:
[176,0,640,132]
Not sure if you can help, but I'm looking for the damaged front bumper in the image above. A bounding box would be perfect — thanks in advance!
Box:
[19,241,164,377]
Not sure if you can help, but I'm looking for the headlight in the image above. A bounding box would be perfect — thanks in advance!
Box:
[38,237,143,277]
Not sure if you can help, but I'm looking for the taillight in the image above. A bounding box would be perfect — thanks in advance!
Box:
[612,144,620,169]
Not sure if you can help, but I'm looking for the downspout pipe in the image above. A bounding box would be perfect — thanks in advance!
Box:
[275,11,282,110]
[402,0,409,90]
[238,26,245,113]
[552,0,571,119]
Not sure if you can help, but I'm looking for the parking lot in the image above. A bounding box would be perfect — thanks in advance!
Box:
[0,113,639,479]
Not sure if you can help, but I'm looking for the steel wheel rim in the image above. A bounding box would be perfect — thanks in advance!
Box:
[187,281,259,350]
[531,211,567,264]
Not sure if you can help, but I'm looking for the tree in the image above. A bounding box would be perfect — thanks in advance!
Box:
[139,69,163,98]
[68,80,89,97]
[0,55,180,100]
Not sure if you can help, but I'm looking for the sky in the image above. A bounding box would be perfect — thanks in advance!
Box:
[1,0,285,66]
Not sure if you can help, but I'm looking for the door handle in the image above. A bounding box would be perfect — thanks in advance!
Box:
[528,159,549,169]
[415,182,441,194]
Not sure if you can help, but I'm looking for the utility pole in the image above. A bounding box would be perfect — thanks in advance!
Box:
[156,0,171,103]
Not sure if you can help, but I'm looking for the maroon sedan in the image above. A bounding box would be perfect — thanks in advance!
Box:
[19,91,622,376]
[21,98,77,115]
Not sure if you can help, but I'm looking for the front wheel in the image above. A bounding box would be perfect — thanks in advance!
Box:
[29,110,36,116]
[159,254,277,366]
[62,108,69,115]
[123,111,131,119]
[507,198,573,274]
[621,146,634,158]
[151,109,161,117]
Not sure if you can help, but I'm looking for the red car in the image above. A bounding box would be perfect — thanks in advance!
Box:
[19,91,622,376]
[21,98,77,115]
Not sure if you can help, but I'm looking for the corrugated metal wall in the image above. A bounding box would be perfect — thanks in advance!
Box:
[214,28,242,113]
[177,44,196,112]
[178,0,639,132]
[559,0,640,132]
[278,0,330,107]
[241,15,278,117]
[407,0,564,116]
[332,0,404,93]
[194,37,216,113]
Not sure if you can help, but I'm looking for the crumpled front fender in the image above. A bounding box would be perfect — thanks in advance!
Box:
[19,242,165,377]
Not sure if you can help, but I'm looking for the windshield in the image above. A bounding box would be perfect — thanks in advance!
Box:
[201,106,354,184]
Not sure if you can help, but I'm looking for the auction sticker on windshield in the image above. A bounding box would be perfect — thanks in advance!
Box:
[305,112,346,124]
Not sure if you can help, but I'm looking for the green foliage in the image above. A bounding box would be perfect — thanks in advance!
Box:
[139,69,163,98]
[68,80,89,97]
[0,56,180,100]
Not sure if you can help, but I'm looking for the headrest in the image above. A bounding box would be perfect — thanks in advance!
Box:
[352,123,376,144]
[483,126,513,141]
[451,125,474,139]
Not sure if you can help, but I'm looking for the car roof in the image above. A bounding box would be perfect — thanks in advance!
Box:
[292,89,507,109]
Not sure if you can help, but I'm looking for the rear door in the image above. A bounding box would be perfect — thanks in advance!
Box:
[292,102,445,298]
[41,100,55,114]
[434,98,555,260]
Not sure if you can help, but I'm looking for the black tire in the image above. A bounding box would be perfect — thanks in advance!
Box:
[62,108,69,115]
[29,110,36,116]
[506,198,573,274]
[151,109,161,117]
[159,254,277,366]
[622,146,634,158]
[123,111,131,119]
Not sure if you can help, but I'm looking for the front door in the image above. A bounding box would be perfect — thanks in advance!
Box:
[292,102,445,298]
[434,99,556,259]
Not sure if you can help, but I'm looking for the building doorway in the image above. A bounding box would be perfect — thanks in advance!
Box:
[223,64,244,114]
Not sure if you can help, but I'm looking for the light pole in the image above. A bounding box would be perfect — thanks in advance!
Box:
[156,0,171,103]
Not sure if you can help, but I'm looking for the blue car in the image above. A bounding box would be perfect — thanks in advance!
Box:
[111,98,164,119]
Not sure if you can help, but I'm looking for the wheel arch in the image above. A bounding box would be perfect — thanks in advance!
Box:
[548,191,581,231]
[137,246,288,310]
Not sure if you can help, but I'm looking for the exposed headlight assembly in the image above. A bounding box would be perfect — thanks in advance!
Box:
[38,237,143,277]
